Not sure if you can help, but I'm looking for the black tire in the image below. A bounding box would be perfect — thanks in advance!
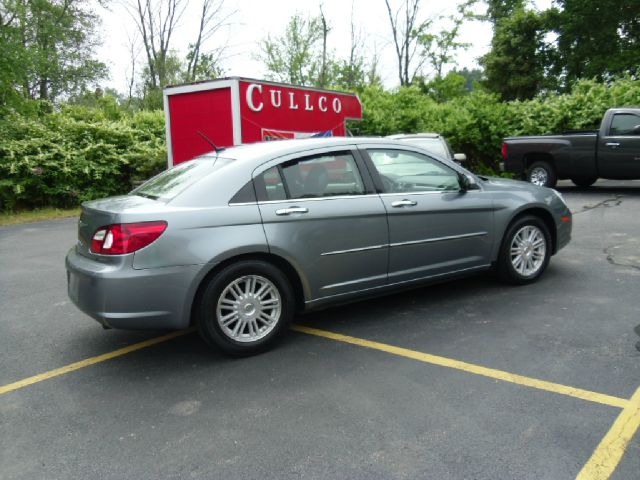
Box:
[497,215,552,285]
[527,161,557,188]
[196,260,295,356]
[571,177,597,188]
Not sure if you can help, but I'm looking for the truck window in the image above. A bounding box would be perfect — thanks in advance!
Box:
[609,114,640,136]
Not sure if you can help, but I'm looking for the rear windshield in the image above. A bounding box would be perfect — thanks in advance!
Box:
[131,157,234,201]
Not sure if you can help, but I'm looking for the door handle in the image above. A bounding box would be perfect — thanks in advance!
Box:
[391,199,417,208]
[275,206,309,216]
[605,142,620,148]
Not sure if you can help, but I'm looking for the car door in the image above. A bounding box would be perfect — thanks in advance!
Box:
[254,148,389,302]
[598,112,640,178]
[361,146,495,284]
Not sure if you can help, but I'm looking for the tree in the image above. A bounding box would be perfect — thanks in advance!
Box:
[549,0,640,88]
[258,13,326,86]
[480,7,547,100]
[383,0,426,86]
[184,0,234,83]
[125,0,186,91]
[0,0,107,106]
[485,0,525,25]
[330,3,371,90]
[124,0,232,105]
[417,0,475,79]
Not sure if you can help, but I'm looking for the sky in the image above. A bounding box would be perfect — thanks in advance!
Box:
[95,0,549,94]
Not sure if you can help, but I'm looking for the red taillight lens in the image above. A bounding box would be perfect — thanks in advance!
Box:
[501,143,508,160]
[91,221,167,255]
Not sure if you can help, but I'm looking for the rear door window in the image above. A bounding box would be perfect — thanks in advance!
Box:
[256,151,366,201]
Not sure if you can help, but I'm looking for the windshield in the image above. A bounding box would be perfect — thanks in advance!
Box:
[131,157,234,201]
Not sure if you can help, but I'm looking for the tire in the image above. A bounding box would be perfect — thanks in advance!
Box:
[196,260,295,356]
[527,161,557,188]
[497,215,552,285]
[571,177,597,188]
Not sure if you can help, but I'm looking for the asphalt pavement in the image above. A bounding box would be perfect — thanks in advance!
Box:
[1,179,639,480]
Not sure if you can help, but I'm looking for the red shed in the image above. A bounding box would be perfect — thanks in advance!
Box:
[163,77,363,167]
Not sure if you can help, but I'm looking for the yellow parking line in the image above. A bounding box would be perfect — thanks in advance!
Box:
[0,328,195,395]
[576,386,640,480]
[291,325,629,409]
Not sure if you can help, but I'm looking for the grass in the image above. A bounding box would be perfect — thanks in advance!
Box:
[0,207,81,226]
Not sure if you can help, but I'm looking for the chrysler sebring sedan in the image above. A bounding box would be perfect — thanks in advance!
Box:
[66,137,572,355]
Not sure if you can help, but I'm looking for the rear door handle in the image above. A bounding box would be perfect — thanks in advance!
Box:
[605,142,621,148]
[275,206,309,216]
[391,199,417,208]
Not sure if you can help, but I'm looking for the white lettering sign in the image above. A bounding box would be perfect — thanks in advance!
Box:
[245,83,345,114]
[246,83,263,112]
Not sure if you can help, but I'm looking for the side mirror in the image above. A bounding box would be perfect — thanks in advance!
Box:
[633,125,640,135]
[457,172,478,192]
[453,153,467,163]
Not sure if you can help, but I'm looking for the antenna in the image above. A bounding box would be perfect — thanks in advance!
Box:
[197,130,218,154]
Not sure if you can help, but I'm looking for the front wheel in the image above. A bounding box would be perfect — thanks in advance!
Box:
[197,261,295,356]
[497,216,552,285]
[527,161,557,188]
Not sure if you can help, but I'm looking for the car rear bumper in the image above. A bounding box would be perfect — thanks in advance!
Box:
[66,247,200,330]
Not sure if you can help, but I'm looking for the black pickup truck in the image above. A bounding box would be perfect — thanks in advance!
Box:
[501,108,640,187]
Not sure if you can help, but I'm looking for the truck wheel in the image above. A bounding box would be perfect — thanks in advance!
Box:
[527,161,557,188]
[571,177,597,188]
[196,260,295,356]
[497,215,551,285]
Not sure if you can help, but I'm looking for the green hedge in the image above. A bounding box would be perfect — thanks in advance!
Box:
[0,106,166,210]
[1,77,639,211]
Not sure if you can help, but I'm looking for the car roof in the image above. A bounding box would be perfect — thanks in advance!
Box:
[198,136,412,166]
[386,133,442,140]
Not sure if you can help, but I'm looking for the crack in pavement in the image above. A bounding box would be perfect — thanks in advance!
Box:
[573,194,624,215]
[603,240,640,271]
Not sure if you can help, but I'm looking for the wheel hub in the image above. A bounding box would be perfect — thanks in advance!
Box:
[509,225,547,277]
[216,275,282,343]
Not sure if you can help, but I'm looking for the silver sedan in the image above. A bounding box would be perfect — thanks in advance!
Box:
[66,137,572,355]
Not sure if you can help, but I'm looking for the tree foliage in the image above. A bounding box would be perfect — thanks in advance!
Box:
[0,0,106,108]
[258,13,326,87]
[549,0,640,88]
[480,7,548,101]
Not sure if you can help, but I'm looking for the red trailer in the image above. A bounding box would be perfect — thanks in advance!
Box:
[163,77,363,167]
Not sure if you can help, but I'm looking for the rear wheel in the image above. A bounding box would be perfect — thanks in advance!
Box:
[527,161,557,188]
[497,216,552,285]
[197,261,295,356]
[571,177,597,188]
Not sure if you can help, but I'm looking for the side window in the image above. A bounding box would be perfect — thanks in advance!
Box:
[368,149,460,193]
[280,152,365,199]
[259,166,287,201]
[610,114,640,136]
[229,181,256,204]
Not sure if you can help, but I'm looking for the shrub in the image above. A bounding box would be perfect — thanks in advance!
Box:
[0,105,166,211]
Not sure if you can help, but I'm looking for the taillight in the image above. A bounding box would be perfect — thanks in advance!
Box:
[91,221,167,255]
[501,143,508,160]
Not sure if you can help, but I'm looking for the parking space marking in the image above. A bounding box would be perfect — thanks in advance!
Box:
[576,386,640,480]
[291,325,629,409]
[0,328,195,395]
